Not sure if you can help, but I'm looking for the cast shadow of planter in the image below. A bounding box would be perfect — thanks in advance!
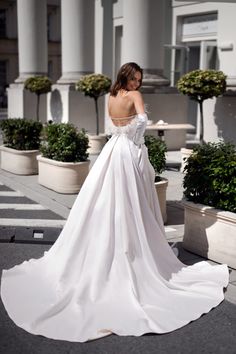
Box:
[50,89,63,123]
[214,95,236,144]
[166,201,184,226]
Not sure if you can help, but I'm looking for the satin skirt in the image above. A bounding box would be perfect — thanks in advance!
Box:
[1,134,229,342]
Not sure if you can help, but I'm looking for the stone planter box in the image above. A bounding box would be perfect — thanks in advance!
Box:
[0,145,39,175]
[155,177,168,224]
[37,155,90,194]
[88,134,107,155]
[183,200,236,269]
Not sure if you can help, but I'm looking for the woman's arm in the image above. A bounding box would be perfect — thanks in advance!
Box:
[130,90,145,114]
[130,91,147,145]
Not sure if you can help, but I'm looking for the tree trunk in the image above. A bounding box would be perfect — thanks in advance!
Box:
[199,99,204,144]
[36,94,40,122]
[94,98,99,136]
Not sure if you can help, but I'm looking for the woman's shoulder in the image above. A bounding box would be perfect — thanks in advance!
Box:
[128,90,144,105]
[128,90,142,98]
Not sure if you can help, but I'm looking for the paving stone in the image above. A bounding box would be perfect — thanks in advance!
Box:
[175,242,207,263]
[229,268,236,283]
[224,283,236,305]
[0,196,38,204]
[13,227,62,244]
[0,185,14,192]
[0,209,64,220]
[0,227,15,242]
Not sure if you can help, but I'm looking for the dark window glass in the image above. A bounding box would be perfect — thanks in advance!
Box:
[0,60,7,108]
[0,9,7,38]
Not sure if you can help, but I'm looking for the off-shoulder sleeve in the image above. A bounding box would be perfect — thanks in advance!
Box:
[133,113,148,146]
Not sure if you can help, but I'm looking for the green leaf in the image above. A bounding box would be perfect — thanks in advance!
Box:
[183,141,236,213]
[0,118,43,150]
[144,136,167,175]
[40,123,89,162]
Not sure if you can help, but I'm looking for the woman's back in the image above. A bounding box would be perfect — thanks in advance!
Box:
[108,90,136,123]
[108,89,146,127]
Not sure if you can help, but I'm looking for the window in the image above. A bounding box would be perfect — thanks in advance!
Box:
[114,25,123,79]
[48,60,53,80]
[0,60,7,108]
[47,13,52,41]
[182,13,217,41]
[168,12,219,85]
[0,9,7,38]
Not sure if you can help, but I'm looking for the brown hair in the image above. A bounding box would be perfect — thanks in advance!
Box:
[110,62,143,96]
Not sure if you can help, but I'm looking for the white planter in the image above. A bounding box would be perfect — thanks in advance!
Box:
[0,145,39,175]
[37,155,90,194]
[88,134,107,155]
[180,148,193,173]
[155,177,168,224]
[183,200,236,269]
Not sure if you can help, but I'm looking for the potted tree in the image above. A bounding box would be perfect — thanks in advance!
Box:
[182,141,236,268]
[37,122,90,193]
[24,76,52,122]
[177,69,227,171]
[76,73,111,154]
[144,135,168,223]
[0,118,42,175]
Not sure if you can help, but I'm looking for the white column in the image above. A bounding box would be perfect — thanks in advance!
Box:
[8,0,48,119]
[16,0,47,82]
[48,0,97,132]
[58,0,94,83]
[122,0,169,89]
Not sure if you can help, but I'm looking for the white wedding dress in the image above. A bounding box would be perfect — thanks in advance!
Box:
[1,114,229,342]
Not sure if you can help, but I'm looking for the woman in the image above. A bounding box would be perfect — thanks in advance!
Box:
[1,62,229,343]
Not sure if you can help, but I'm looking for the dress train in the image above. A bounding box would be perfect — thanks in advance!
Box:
[1,115,229,342]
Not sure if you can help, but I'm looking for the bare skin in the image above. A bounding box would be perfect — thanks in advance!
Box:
[108,71,145,126]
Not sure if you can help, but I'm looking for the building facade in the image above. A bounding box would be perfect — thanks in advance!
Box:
[172,0,236,144]
[1,0,236,146]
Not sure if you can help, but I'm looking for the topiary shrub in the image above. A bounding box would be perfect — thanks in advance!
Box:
[24,76,52,121]
[76,74,111,136]
[183,141,236,213]
[0,118,42,150]
[40,122,89,163]
[177,70,227,143]
[144,135,167,182]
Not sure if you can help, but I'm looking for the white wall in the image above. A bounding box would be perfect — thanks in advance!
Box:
[143,93,189,150]
[8,85,48,123]
[204,95,236,144]
[217,4,236,82]
[47,86,105,135]
[172,1,236,144]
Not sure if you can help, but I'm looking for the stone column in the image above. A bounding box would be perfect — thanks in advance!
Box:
[58,0,94,83]
[48,0,98,133]
[8,0,48,119]
[16,0,47,82]
[122,0,188,149]
[122,0,169,90]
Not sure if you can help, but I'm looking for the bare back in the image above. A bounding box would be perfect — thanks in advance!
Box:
[108,90,145,126]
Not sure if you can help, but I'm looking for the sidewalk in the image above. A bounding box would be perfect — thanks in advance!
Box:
[0,151,236,354]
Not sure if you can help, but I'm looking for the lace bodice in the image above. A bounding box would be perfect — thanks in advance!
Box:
[107,113,148,145]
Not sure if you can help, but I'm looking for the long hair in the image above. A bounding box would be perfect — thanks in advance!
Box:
[110,62,143,96]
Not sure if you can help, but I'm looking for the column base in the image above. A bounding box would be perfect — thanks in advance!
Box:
[141,69,170,93]
[7,83,47,122]
[15,73,48,83]
[57,71,93,84]
[47,84,105,134]
[226,76,236,90]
